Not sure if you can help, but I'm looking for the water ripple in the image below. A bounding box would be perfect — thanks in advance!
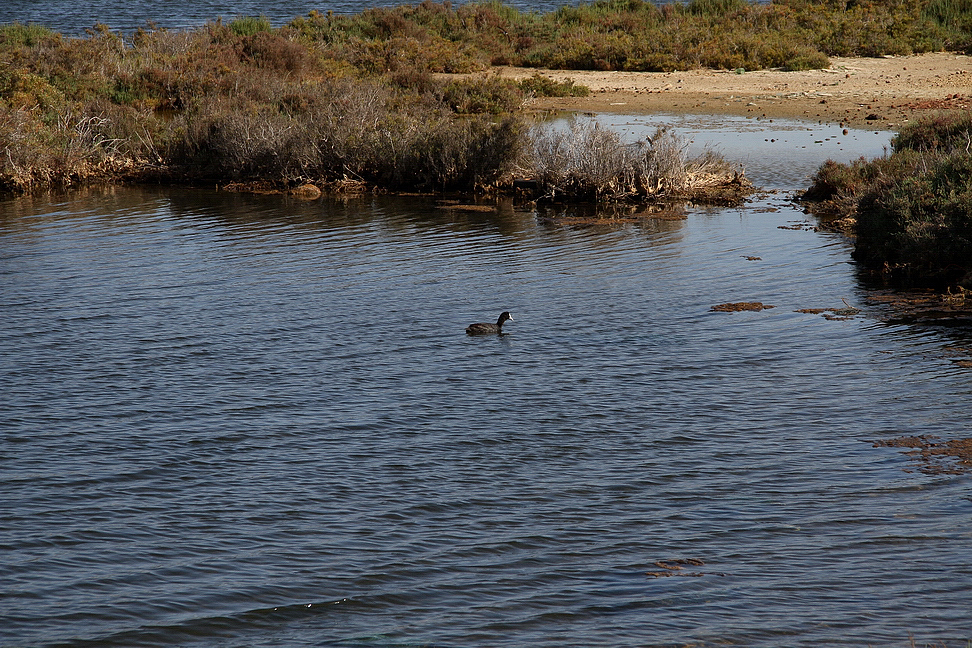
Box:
[2,174,971,648]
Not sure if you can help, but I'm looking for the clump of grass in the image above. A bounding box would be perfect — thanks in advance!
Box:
[802,112,972,288]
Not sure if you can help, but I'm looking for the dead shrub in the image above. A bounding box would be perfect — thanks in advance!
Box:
[164,78,525,191]
[529,120,685,199]
[175,97,309,178]
[0,102,143,191]
[527,119,738,202]
[238,31,309,73]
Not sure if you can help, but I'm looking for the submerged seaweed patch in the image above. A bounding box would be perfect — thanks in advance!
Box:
[646,558,726,578]
[795,300,862,321]
[874,435,972,475]
[711,301,775,312]
[864,289,972,326]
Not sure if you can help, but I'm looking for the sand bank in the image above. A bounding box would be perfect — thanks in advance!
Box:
[493,52,972,127]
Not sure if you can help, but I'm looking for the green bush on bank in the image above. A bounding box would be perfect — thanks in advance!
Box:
[803,113,972,288]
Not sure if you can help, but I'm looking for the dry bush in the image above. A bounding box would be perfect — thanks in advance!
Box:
[528,120,713,200]
[301,85,524,190]
[167,78,525,191]
[174,96,310,178]
[530,119,635,197]
[237,31,309,73]
[0,103,142,191]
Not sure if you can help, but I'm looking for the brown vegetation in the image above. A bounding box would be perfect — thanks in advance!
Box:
[863,287,972,326]
[710,301,775,311]
[646,558,725,578]
[0,17,746,203]
[875,435,972,474]
[4,0,972,198]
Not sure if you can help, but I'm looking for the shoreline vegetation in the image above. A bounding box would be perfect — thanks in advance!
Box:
[0,0,773,207]
[2,0,971,284]
[801,111,972,291]
[3,0,971,198]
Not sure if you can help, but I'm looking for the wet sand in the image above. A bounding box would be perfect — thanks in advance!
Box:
[490,52,972,127]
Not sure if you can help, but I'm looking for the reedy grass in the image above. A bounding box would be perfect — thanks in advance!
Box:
[229,15,273,37]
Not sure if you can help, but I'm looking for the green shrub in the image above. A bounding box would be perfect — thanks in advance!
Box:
[282,0,969,73]
[923,0,972,48]
[516,73,590,97]
[781,49,830,71]
[805,113,972,287]
[687,0,746,16]
[441,76,524,114]
[893,111,972,152]
[0,22,58,48]
[229,16,273,37]
[856,151,972,282]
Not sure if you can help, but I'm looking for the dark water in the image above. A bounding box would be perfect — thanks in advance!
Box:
[3,116,972,648]
[0,0,584,35]
[0,0,777,35]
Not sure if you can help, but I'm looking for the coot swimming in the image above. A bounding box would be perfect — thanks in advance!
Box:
[466,311,513,335]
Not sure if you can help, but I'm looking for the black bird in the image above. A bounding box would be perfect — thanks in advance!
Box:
[466,311,513,335]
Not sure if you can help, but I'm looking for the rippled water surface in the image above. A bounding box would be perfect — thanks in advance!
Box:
[1,0,588,35]
[3,118,972,648]
[0,0,777,34]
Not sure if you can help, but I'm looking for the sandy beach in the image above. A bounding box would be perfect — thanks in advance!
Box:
[491,52,972,127]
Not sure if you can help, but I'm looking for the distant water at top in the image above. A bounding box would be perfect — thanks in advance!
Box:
[1,0,584,36]
[0,0,773,36]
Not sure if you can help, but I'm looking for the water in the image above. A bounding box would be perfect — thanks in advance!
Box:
[3,116,972,648]
[0,0,777,36]
[0,0,587,36]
